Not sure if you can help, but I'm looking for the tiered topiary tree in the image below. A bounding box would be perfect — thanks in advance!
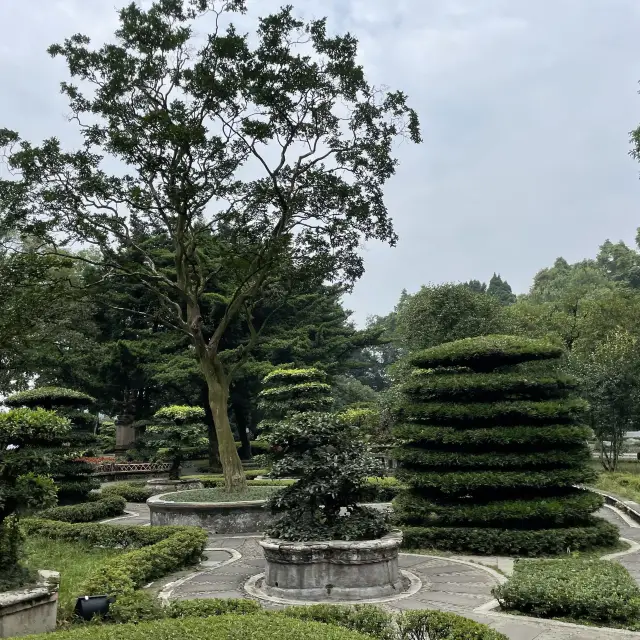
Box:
[0,407,70,589]
[144,406,208,480]
[258,366,333,431]
[393,335,619,556]
[4,387,99,503]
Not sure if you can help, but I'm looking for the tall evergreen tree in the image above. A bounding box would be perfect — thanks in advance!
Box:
[487,273,516,305]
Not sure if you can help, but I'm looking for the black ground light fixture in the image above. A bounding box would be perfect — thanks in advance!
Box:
[74,595,116,621]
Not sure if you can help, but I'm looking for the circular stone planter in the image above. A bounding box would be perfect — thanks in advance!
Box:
[256,529,404,601]
[147,492,271,534]
[145,478,204,494]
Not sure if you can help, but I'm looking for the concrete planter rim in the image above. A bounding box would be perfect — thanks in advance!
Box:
[260,528,403,552]
[0,570,60,608]
[147,492,269,509]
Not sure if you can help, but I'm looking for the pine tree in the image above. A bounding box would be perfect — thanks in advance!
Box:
[487,273,516,305]
[392,335,618,555]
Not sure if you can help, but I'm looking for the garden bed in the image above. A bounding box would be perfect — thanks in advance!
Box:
[167,487,279,502]
[23,537,122,623]
[148,489,279,534]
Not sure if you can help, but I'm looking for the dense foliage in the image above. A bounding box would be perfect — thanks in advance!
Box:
[5,386,99,503]
[393,334,617,555]
[494,558,640,626]
[0,407,69,588]
[264,412,388,541]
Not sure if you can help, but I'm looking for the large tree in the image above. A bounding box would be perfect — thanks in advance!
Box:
[0,0,420,490]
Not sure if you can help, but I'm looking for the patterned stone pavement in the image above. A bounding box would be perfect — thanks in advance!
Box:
[105,502,640,640]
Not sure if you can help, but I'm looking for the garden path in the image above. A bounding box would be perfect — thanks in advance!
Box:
[100,502,640,640]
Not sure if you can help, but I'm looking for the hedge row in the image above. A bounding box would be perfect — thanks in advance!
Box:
[393,489,604,527]
[3,386,96,407]
[393,447,589,470]
[22,604,508,640]
[22,519,207,597]
[402,371,578,402]
[39,495,126,522]
[397,467,597,494]
[393,424,592,448]
[494,558,640,624]
[101,483,156,503]
[397,398,589,425]
[402,518,619,556]
[409,335,562,371]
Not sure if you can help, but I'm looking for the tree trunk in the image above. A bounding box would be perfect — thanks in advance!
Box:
[232,395,252,460]
[201,386,220,471]
[202,361,246,493]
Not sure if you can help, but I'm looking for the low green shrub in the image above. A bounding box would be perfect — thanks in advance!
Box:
[360,477,404,503]
[402,518,619,556]
[166,598,261,618]
[108,591,164,624]
[21,614,370,640]
[21,519,207,597]
[493,558,640,624]
[39,496,126,523]
[280,604,395,640]
[101,483,155,503]
[397,609,508,639]
[21,519,177,548]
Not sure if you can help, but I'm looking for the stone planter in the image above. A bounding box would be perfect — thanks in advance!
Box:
[0,571,60,638]
[257,530,403,601]
[147,493,271,534]
[145,478,204,494]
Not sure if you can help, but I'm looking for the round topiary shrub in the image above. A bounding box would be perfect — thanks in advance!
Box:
[5,386,99,503]
[393,334,618,556]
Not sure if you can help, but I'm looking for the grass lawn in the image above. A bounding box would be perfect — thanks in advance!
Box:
[593,471,640,503]
[166,486,280,502]
[23,537,122,623]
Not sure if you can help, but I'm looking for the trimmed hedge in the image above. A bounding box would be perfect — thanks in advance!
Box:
[101,483,156,503]
[4,386,96,408]
[397,468,596,494]
[166,599,261,619]
[21,519,207,596]
[393,334,611,555]
[402,371,578,402]
[402,518,619,556]
[394,489,604,527]
[397,610,508,640]
[394,447,590,470]
[409,335,563,371]
[393,424,592,448]
[279,605,395,640]
[39,495,126,522]
[493,558,640,624]
[20,615,371,640]
[397,399,589,426]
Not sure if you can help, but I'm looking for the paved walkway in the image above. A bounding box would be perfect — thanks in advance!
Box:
[104,503,640,640]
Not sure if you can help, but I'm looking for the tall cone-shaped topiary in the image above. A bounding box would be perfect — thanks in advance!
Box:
[258,366,333,432]
[4,387,99,504]
[393,335,618,556]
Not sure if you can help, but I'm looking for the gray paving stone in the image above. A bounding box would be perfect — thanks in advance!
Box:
[489,620,547,640]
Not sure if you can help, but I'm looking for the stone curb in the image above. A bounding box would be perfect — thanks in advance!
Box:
[589,487,640,524]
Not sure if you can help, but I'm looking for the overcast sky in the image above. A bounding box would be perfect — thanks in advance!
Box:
[1,0,640,325]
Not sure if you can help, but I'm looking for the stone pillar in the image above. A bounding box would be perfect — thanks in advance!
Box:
[114,394,136,457]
